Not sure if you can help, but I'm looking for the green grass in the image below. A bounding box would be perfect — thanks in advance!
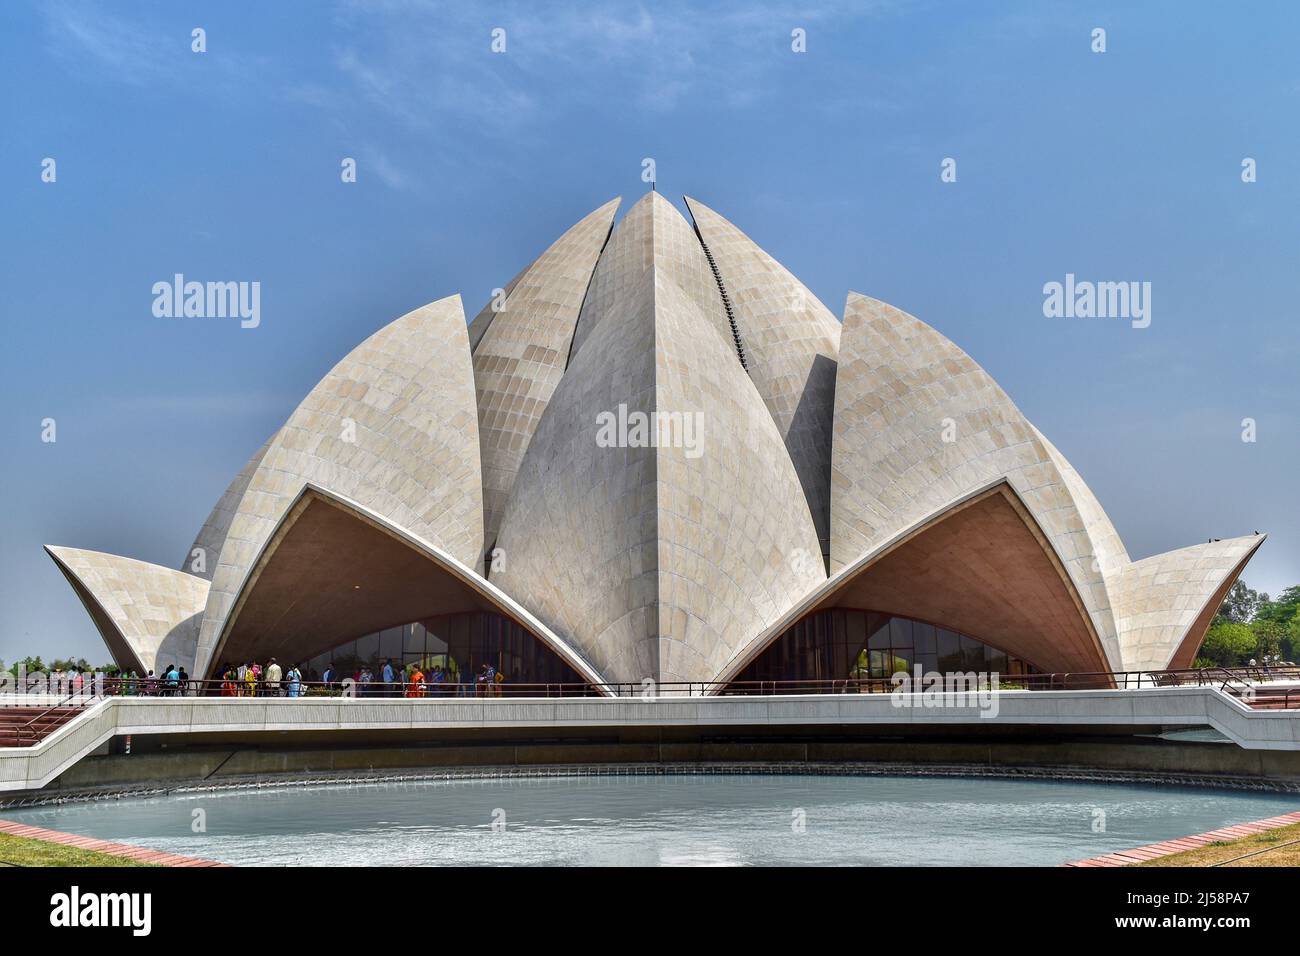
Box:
[0,832,159,867]
[1136,822,1300,867]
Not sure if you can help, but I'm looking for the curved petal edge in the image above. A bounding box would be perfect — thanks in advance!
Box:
[1112,534,1267,672]
[684,196,840,560]
[492,201,826,685]
[715,479,1113,686]
[473,197,621,553]
[45,546,208,675]
[830,292,1121,665]
[204,484,607,689]
[193,294,485,678]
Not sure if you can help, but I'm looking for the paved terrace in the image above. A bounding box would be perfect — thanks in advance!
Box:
[3,684,1300,793]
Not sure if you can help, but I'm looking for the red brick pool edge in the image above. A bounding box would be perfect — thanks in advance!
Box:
[1063,809,1300,867]
[0,818,229,867]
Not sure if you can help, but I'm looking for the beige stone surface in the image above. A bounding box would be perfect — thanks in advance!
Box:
[1112,535,1266,672]
[49,198,1268,686]
[180,435,274,579]
[44,547,208,675]
[718,482,1112,681]
[568,192,734,363]
[492,264,660,684]
[192,295,484,678]
[1033,427,1130,580]
[830,292,1120,665]
[466,257,531,352]
[684,197,841,558]
[492,218,824,684]
[212,485,606,685]
[473,197,620,554]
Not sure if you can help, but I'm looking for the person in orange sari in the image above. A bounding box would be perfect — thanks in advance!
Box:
[406,666,425,698]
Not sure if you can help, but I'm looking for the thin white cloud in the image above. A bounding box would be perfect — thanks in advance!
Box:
[324,0,909,126]
[41,2,268,92]
[43,2,175,85]
[361,147,410,190]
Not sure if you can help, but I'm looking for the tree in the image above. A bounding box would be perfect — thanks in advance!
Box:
[1214,580,1268,625]
[1250,620,1285,662]
[13,655,46,674]
[1199,622,1256,666]
[1287,617,1300,664]
[1255,585,1300,628]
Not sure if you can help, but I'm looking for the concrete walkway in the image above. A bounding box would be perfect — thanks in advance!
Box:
[1063,809,1300,866]
[3,684,1300,794]
[0,818,228,867]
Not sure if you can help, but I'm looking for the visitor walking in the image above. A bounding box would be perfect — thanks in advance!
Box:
[265,658,283,696]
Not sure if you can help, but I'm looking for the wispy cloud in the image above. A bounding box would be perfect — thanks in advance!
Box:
[42,2,176,85]
[41,2,269,92]
[323,0,908,125]
[361,146,410,190]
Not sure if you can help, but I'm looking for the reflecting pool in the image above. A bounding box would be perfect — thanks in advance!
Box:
[5,774,1296,866]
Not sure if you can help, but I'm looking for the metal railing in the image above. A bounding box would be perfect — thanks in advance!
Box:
[36,665,1300,702]
[0,688,95,746]
[3,666,1298,748]
[1238,685,1300,710]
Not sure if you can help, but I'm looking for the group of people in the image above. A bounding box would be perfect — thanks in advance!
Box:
[97,657,509,698]
[320,659,507,697]
[109,664,192,696]
[217,659,305,697]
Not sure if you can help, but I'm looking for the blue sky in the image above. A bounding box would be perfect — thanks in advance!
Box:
[1,0,1297,664]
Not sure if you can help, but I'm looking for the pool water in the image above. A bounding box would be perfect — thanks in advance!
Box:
[5,774,1296,866]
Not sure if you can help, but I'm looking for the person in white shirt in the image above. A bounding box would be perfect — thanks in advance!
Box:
[265,658,283,695]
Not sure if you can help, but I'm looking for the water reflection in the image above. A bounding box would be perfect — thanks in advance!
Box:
[4,774,1296,867]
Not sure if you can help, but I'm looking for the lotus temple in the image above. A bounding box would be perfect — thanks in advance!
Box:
[44,192,1265,693]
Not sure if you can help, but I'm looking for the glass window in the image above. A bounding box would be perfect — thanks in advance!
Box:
[869,650,890,679]
[888,647,913,675]
[379,626,404,661]
[889,616,913,649]
[868,617,892,649]
[355,632,380,666]
[405,623,426,657]
[937,629,962,672]
[961,634,986,671]
[843,610,867,649]
[848,648,870,679]
[424,617,450,654]
[725,610,1041,687]
[913,622,937,655]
